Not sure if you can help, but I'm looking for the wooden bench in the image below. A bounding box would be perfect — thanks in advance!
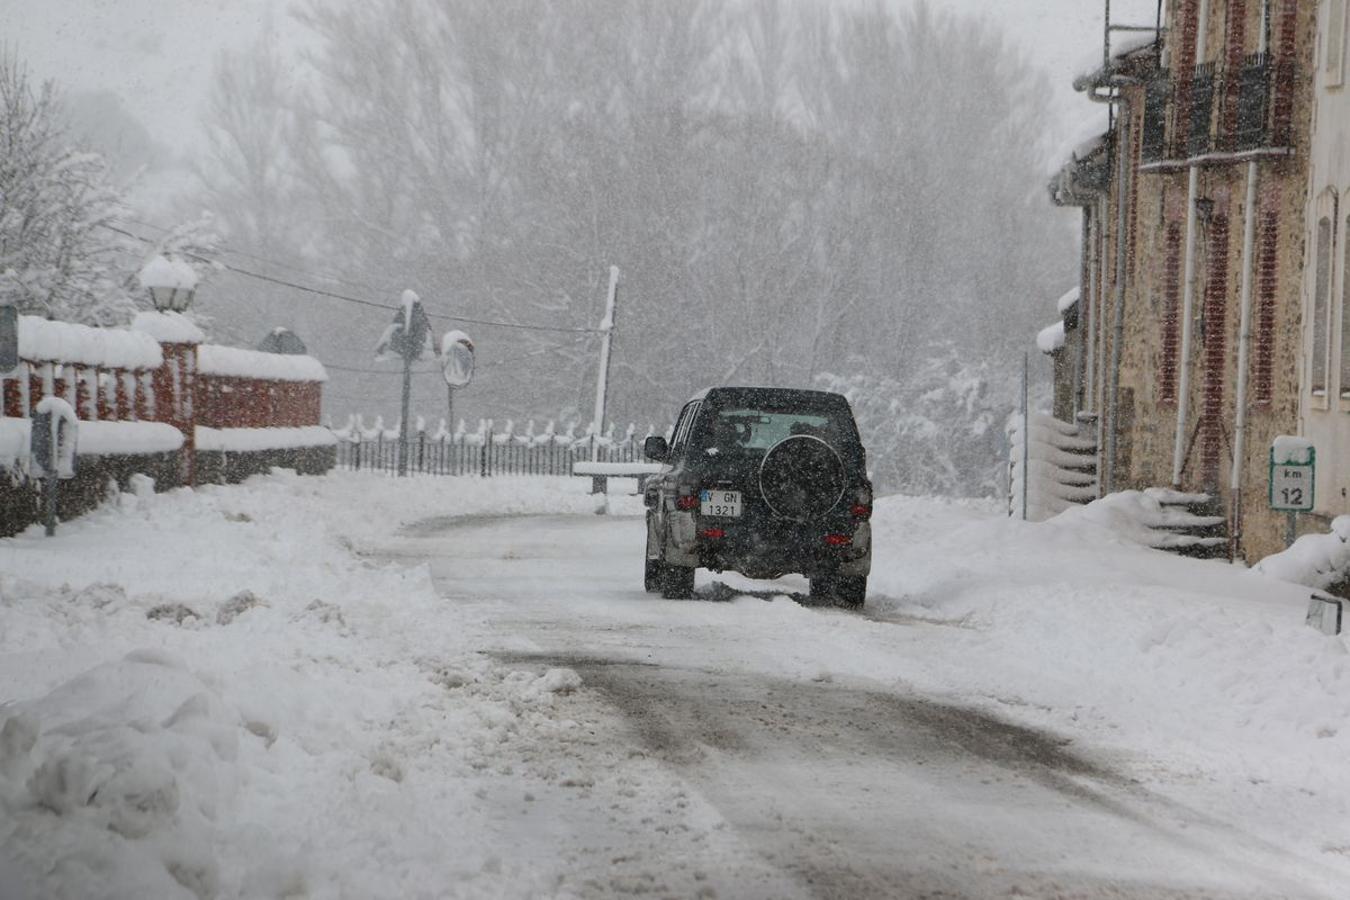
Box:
[571,461,664,494]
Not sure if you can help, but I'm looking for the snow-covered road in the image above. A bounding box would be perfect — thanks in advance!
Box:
[383,511,1335,899]
[3,473,1348,899]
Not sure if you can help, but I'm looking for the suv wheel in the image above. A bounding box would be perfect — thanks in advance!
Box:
[660,563,696,600]
[809,575,866,609]
[644,558,666,593]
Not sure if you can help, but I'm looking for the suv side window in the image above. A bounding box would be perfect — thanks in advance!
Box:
[670,401,701,457]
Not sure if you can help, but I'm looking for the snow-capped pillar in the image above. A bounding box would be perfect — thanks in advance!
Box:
[133,311,205,487]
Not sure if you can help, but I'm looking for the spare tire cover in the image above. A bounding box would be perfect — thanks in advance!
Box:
[758,435,845,521]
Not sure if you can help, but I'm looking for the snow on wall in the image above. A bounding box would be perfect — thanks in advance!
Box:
[197,345,328,383]
[195,426,337,453]
[131,311,206,345]
[0,418,183,468]
[17,315,162,370]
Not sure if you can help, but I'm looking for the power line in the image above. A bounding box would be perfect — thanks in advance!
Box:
[120,216,395,296]
[104,222,601,335]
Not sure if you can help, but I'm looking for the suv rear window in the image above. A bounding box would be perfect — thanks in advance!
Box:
[689,389,862,460]
[704,409,836,451]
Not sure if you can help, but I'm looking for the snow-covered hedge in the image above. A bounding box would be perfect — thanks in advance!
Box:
[16,315,162,370]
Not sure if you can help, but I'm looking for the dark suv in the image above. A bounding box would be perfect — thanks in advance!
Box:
[642,387,873,607]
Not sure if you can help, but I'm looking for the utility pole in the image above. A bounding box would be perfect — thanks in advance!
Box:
[398,350,413,477]
[591,266,620,462]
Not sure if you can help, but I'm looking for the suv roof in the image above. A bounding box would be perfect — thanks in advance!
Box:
[687,386,849,406]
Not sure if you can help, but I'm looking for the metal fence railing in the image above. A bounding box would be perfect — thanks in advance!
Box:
[331,416,657,477]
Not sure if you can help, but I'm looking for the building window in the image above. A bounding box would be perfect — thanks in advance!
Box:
[1328,0,1347,88]
[1313,215,1333,396]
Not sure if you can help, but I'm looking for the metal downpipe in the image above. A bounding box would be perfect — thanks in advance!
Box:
[1104,101,1133,493]
[1170,0,1213,487]
[1229,0,1271,556]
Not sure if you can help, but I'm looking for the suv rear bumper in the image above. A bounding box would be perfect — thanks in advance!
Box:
[667,510,871,579]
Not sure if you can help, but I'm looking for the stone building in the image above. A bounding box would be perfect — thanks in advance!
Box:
[1047,0,1320,562]
[1300,0,1350,538]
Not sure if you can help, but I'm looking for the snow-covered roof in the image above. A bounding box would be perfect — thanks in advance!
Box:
[197,344,328,383]
[1037,320,1067,355]
[1045,112,1110,178]
[1073,31,1161,89]
[1056,287,1081,314]
[17,315,163,370]
[132,311,206,345]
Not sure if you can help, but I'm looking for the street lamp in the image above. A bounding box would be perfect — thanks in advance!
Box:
[138,255,198,313]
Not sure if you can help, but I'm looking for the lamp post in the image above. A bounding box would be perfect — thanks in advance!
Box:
[139,254,198,313]
[137,255,200,485]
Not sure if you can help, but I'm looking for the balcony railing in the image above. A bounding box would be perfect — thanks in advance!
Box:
[1141,77,1169,164]
[1187,62,1217,157]
[1139,55,1293,171]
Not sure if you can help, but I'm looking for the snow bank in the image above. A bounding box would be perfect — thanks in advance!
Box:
[195,426,336,453]
[1253,516,1350,592]
[17,315,162,370]
[863,493,1350,884]
[197,345,327,383]
[0,472,631,898]
[132,311,205,345]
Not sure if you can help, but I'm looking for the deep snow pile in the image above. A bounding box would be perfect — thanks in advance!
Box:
[0,473,611,900]
[862,493,1350,876]
[1254,515,1350,593]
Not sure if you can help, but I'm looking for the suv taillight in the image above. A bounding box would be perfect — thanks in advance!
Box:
[676,494,699,511]
[850,485,873,519]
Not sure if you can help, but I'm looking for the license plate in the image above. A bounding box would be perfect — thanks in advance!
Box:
[700,489,742,517]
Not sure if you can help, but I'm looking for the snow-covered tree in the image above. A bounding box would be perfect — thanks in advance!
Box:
[0,51,136,325]
[817,344,1010,498]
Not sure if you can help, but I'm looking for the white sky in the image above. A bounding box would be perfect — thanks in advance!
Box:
[0,0,1157,155]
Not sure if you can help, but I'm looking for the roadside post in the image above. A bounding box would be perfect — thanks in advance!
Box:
[590,266,620,463]
[375,290,433,477]
[440,330,475,430]
[1269,436,1315,548]
[30,398,79,537]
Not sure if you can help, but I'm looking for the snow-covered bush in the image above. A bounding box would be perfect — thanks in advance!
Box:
[817,344,1011,498]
